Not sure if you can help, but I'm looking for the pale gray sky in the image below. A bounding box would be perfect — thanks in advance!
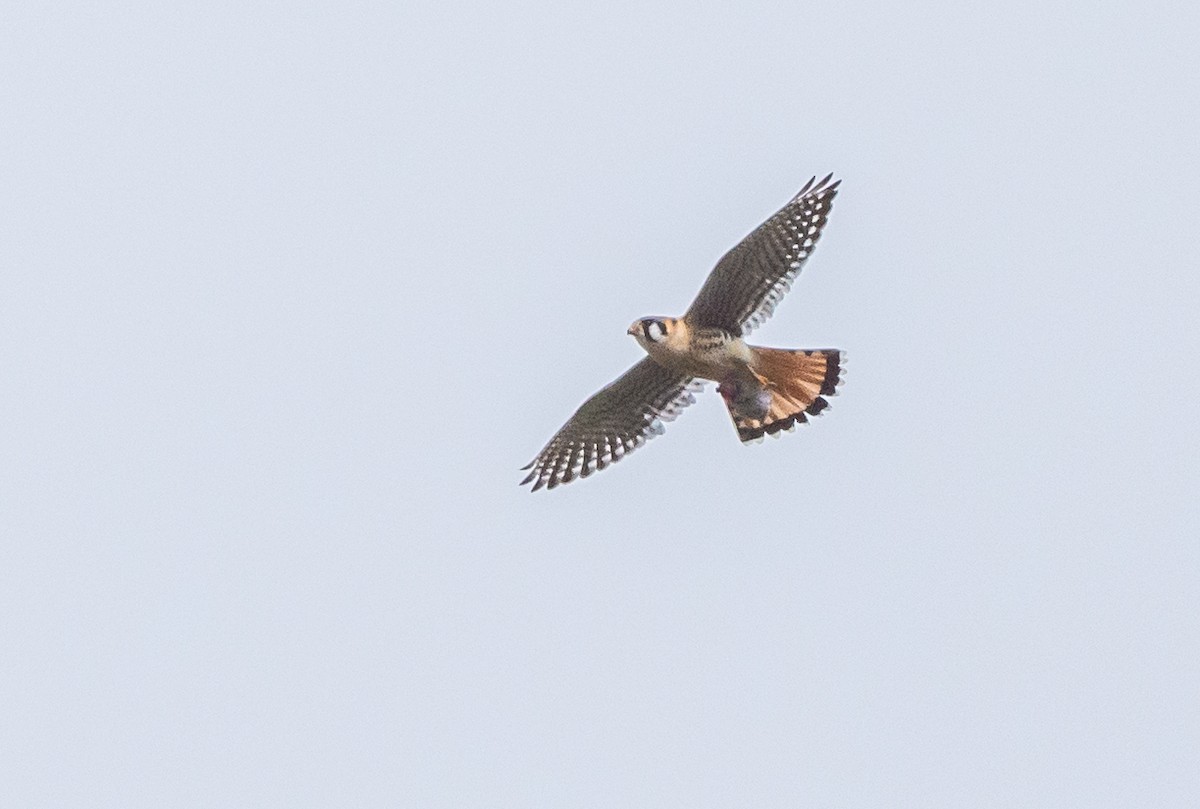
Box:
[3,2,1199,807]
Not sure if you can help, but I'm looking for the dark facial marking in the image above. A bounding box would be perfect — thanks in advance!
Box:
[641,319,666,341]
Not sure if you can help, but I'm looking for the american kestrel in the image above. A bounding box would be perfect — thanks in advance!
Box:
[521,174,844,491]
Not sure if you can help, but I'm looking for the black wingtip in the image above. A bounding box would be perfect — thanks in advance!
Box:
[795,174,839,201]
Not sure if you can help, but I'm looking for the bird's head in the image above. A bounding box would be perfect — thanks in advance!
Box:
[627,317,677,349]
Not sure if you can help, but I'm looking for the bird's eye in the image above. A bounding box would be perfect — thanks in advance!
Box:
[643,319,666,341]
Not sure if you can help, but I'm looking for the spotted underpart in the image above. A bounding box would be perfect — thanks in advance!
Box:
[689,327,736,354]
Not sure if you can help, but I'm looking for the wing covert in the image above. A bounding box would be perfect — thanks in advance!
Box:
[684,175,839,335]
[520,358,702,491]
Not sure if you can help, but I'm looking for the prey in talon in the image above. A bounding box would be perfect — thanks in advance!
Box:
[522,174,846,491]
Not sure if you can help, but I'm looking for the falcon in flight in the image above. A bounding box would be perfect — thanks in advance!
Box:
[521,174,844,491]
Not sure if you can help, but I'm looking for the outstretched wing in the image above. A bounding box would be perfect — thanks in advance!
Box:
[684,175,840,335]
[521,358,702,491]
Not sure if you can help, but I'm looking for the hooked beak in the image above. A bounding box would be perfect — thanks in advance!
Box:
[626,323,639,336]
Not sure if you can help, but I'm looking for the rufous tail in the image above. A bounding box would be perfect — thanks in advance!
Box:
[730,347,844,443]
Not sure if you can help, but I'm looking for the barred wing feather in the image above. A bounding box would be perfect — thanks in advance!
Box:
[685,175,839,335]
[521,358,702,491]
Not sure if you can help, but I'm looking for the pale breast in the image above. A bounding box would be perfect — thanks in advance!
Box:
[681,328,751,380]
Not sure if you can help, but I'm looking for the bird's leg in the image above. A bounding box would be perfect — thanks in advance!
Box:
[718,373,771,421]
